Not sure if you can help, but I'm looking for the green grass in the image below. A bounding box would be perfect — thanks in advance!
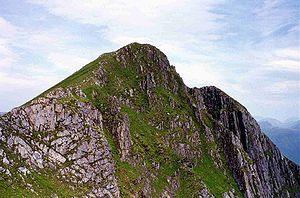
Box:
[0,177,35,198]
[175,169,204,198]
[103,127,141,197]
[81,52,149,112]
[192,126,243,198]
[52,57,100,88]
[202,112,214,129]
[154,87,191,115]
[192,154,232,197]
[118,106,183,196]
[121,106,164,161]
[152,155,180,195]
[0,170,88,197]
[118,88,242,197]
[26,55,102,104]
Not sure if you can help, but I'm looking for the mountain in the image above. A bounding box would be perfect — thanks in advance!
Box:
[0,43,299,197]
[290,121,300,130]
[285,120,300,130]
[258,120,274,130]
[285,117,300,124]
[258,119,300,165]
[258,117,283,128]
[258,116,300,129]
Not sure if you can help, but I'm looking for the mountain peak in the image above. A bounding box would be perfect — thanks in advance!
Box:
[117,42,164,54]
[119,42,155,49]
[115,42,171,71]
[115,42,168,62]
[0,43,299,197]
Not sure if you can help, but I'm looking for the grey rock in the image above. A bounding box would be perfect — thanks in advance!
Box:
[113,113,132,161]
[0,88,120,197]
[192,86,300,198]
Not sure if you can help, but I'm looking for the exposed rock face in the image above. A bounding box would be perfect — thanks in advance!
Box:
[0,88,119,197]
[113,113,132,161]
[0,43,299,197]
[190,86,300,197]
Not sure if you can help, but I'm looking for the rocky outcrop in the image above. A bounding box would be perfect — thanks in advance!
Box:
[112,113,132,161]
[0,88,119,197]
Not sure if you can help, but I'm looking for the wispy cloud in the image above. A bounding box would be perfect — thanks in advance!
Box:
[266,48,300,71]
[0,13,101,110]
[0,0,299,120]
[254,0,298,37]
[27,0,225,62]
[0,17,18,69]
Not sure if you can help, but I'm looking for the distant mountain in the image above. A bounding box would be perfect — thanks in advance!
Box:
[285,120,300,130]
[257,116,300,129]
[0,112,5,116]
[258,119,300,165]
[259,117,283,127]
[285,117,300,123]
[258,120,274,130]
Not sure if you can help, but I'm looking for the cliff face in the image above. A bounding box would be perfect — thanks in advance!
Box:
[190,87,300,197]
[0,43,299,198]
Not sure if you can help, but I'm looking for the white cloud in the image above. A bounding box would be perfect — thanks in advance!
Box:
[47,52,91,72]
[28,0,223,48]
[0,16,97,111]
[174,61,222,87]
[0,69,60,90]
[263,48,300,72]
[269,80,300,94]
[0,17,17,37]
[0,17,19,69]
[0,73,36,88]
[269,60,299,71]
[275,48,300,60]
[12,28,79,52]
[0,44,16,69]
[26,0,227,91]
[254,0,296,37]
[0,69,62,110]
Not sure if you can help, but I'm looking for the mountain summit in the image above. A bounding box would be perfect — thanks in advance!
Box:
[0,43,299,197]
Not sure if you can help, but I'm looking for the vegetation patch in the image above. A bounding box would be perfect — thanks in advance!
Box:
[0,170,88,197]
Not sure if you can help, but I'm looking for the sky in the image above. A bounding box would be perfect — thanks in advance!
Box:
[0,0,299,121]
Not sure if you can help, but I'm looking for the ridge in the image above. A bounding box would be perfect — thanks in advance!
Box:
[0,43,299,198]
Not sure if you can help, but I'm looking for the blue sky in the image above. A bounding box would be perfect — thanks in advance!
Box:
[0,0,299,121]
